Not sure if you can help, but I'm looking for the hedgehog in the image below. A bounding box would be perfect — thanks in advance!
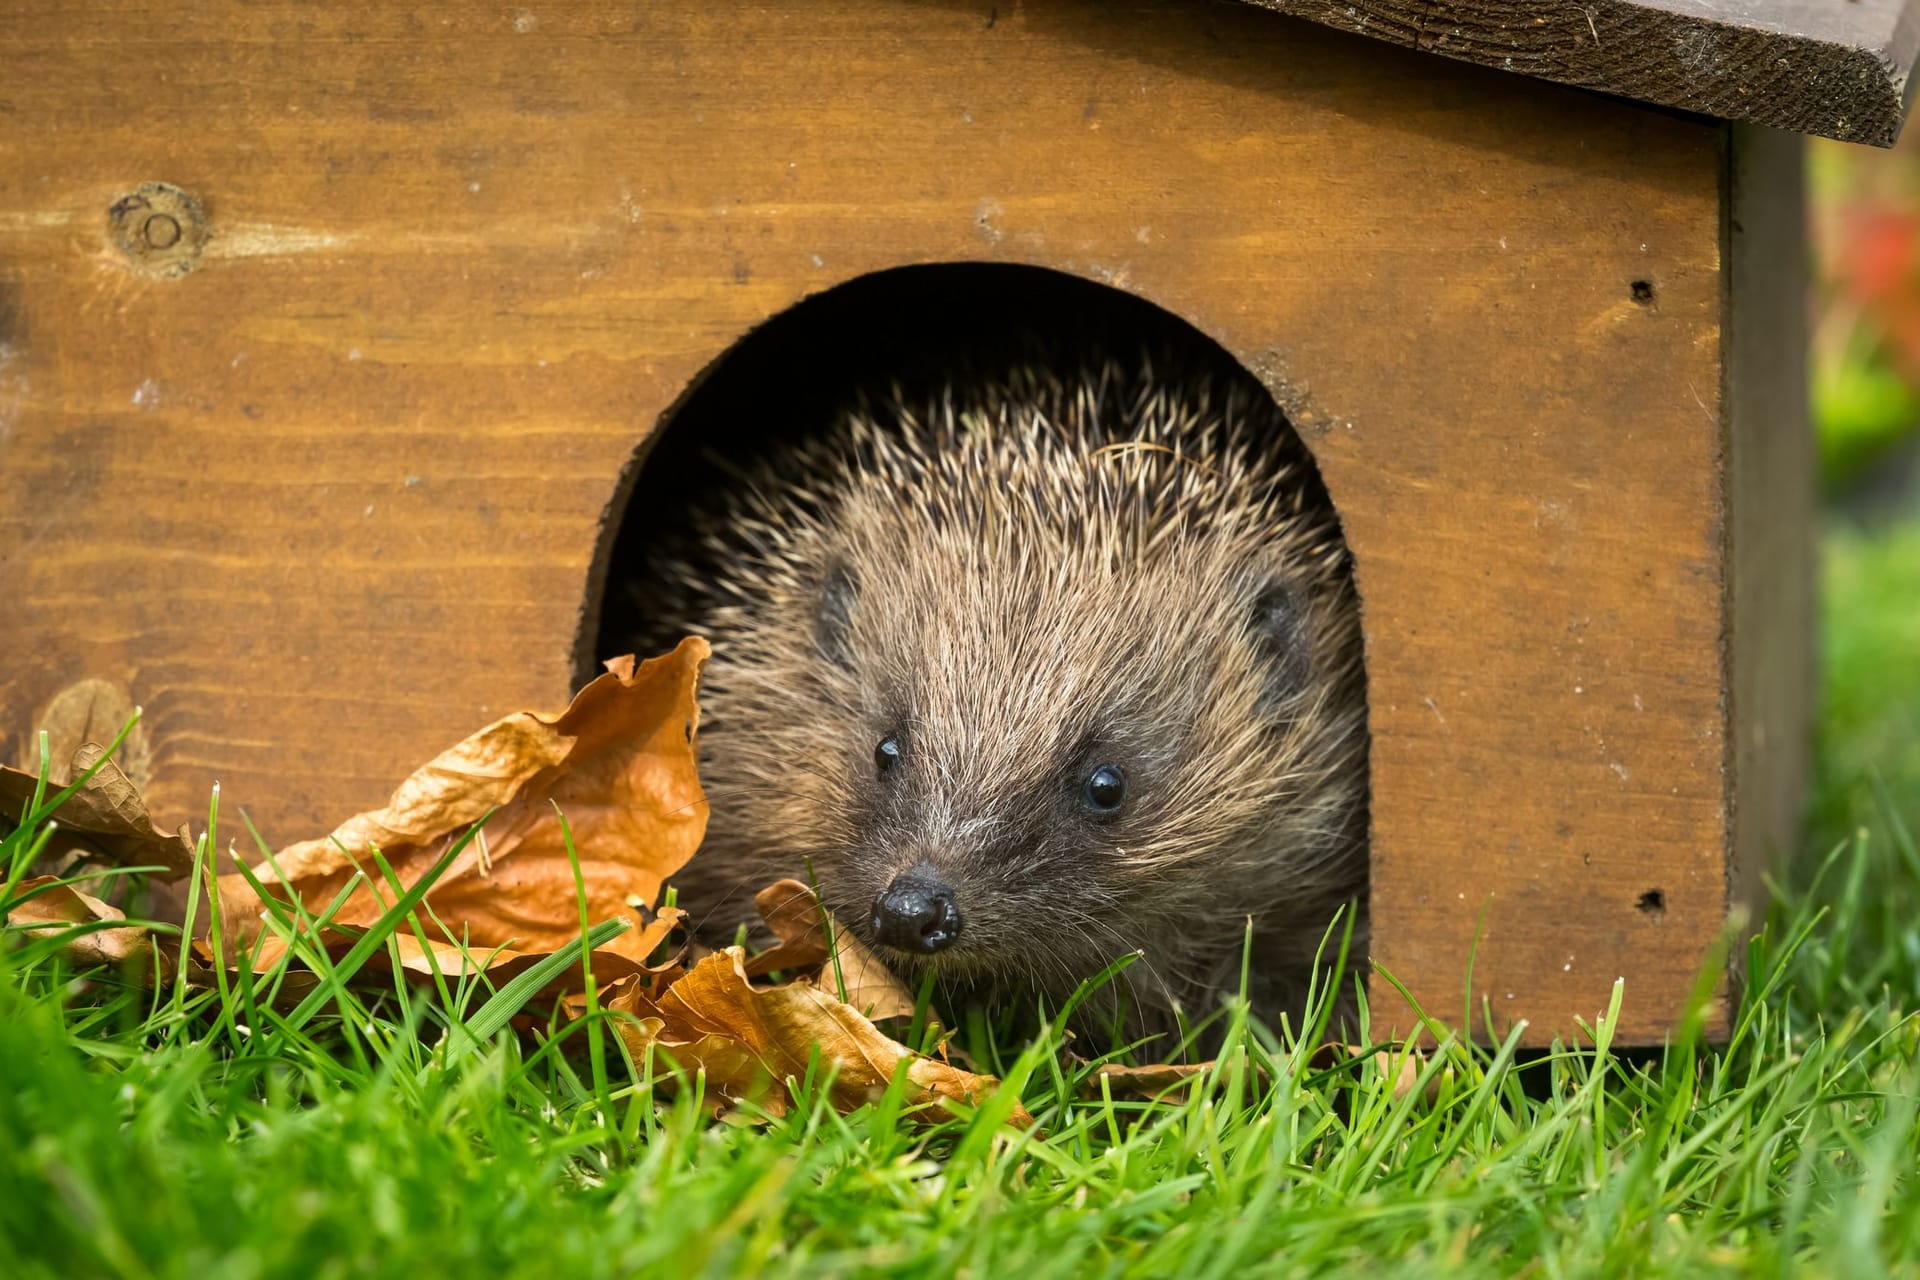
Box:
[619,353,1369,1042]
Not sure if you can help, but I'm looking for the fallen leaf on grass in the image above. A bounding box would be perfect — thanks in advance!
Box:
[1082,1061,1215,1100]
[741,879,917,1021]
[1084,1044,1438,1104]
[7,643,706,1010]
[741,879,832,977]
[1371,1046,1443,1105]
[222,638,710,965]
[4,875,167,971]
[232,905,688,994]
[609,946,1028,1125]
[823,923,917,1022]
[1316,1042,1440,1104]
[0,744,195,878]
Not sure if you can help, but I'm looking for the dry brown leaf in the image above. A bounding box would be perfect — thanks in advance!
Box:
[1082,1060,1215,1100]
[740,878,919,1021]
[227,903,689,992]
[0,744,195,878]
[1372,1046,1442,1104]
[826,925,918,1022]
[610,946,1028,1125]
[223,639,709,964]
[741,879,831,977]
[1085,1044,1437,1104]
[23,679,153,792]
[1307,1041,1439,1104]
[3,875,167,971]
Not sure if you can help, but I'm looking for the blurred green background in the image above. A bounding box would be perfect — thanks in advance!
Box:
[1807,136,1920,853]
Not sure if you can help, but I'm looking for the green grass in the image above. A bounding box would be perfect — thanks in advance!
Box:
[5,522,1920,1279]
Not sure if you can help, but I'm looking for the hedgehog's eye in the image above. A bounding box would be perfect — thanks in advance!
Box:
[1082,763,1126,813]
[874,734,903,778]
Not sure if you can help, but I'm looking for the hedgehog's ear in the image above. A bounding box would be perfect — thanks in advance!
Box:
[1249,574,1313,715]
[814,560,859,670]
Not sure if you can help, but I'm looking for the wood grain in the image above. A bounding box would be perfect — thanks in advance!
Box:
[1237,0,1920,146]
[0,0,1749,1044]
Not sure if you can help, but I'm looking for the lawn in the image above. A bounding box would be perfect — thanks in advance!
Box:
[7,145,1920,1279]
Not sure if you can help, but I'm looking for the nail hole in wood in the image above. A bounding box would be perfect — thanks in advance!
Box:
[107,181,208,278]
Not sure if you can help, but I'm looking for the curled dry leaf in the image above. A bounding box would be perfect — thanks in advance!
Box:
[610,946,1029,1125]
[743,879,918,1021]
[0,744,195,878]
[3,875,167,972]
[222,639,709,965]
[23,677,152,793]
[742,879,831,977]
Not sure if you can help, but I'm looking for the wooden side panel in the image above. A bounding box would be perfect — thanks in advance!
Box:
[0,0,1729,1044]
[1728,125,1816,926]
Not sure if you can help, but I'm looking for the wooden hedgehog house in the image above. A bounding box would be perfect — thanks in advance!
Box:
[4,0,1916,1045]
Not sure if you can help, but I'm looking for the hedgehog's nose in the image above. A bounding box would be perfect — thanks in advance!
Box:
[871,873,962,954]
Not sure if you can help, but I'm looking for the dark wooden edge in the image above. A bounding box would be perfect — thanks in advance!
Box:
[1725,123,1815,978]
[1236,0,1920,145]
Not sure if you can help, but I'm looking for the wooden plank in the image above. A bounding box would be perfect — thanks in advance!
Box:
[0,0,1733,1044]
[1237,0,1920,146]
[1727,124,1815,930]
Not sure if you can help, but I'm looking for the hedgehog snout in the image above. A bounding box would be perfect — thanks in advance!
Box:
[870,864,963,955]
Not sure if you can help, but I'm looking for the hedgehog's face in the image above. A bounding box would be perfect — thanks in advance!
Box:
[789,505,1366,1016]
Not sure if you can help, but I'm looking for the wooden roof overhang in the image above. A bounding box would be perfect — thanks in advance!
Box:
[1236,0,1920,143]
